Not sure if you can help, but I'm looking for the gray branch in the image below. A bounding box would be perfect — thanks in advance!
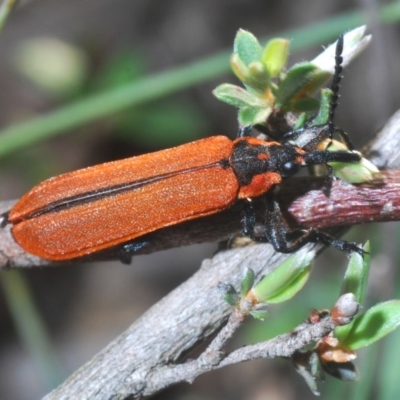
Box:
[142,313,336,396]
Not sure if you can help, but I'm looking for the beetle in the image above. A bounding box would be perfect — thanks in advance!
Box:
[1,35,364,262]
[0,133,362,262]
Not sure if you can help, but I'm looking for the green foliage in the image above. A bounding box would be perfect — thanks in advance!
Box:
[328,144,380,184]
[341,242,371,305]
[248,307,269,321]
[342,301,400,350]
[230,241,400,396]
[275,63,326,108]
[251,251,313,303]
[233,29,263,66]
[213,83,266,108]
[262,38,289,78]
[221,283,239,307]
[332,242,400,351]
[213,27,369,128]
[310,88,332,126]
[221,251,313,316]
[240,268,255,297]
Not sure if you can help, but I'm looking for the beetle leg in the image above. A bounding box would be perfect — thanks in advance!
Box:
[118,240,149,264]
[253,123,286,141]
[333,127,355,150]
[241,195,289,248]
[265,195,365,255]
[118,252,132,265]
[241,199,257,237]
[265,196,364,255]
[280,125,307,142]
[322,164,334,197]
[238,126,252,138]
[241,195,364,255]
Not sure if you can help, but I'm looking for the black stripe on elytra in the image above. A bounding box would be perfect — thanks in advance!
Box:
[17,159,231,221]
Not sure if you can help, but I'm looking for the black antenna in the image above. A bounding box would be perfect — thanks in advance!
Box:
[328,34,344,137]
[328,34,354,150]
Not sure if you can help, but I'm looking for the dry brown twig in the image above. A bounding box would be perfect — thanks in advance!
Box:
[0,110,399,399]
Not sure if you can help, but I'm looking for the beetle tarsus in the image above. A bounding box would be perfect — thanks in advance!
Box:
[322,165,334,197]
[118,240,150,264]
[241,193,364,255]
[333,127,354,150]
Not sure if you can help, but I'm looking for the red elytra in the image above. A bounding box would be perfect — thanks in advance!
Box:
[6,135,289,260]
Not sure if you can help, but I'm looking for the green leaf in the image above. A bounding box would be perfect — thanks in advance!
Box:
[293,113,308,130]
[342,300,400,350]
[330,157,379,183]
[241,268,255,297]
[310,88,332,126]
[213,83,265,108]
[249,307,269,321]
[300,70,331,96]
[230,53,250,82]
[335,246,370,342]
[238,105,272,127]
[327,141,379,183]
[251,250,314,303]
[233,29,262,66]
[289,97,320,112]
[262,38,290,78]
[219,283,239,306]
[275,62,318,108]
[341,242,371,305]
[247,61,271,91]
[230,54,271,94]
[266,265,311,304]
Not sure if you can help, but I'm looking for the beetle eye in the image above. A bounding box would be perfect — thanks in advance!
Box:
[281,161,300,176]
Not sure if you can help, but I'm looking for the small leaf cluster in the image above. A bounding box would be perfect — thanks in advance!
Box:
[335,243,400,351]
[214,28,378,185]
[221,242,400,395]
[213,29,332,127]
[294,243,400,395]
[223,249,314,321]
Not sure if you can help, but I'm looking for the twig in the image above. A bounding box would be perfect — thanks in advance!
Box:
[142,314,335,396]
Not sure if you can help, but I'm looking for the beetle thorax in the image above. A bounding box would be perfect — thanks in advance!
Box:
[230,138,303,187]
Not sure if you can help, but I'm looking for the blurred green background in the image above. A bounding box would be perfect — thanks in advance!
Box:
[1,1,400,399]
